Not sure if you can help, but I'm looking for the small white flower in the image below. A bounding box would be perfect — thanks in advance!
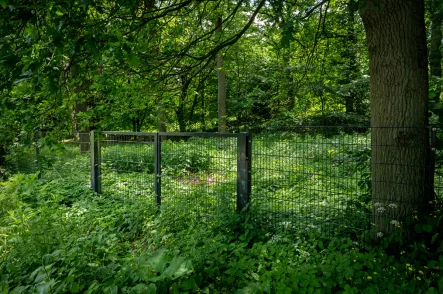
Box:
[376,232,383,238]
[374,203,382,207]
[388,203,398,209]
[390,220,399,226]
[376,207,386,213]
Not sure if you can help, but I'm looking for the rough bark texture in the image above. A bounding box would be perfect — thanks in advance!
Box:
[216,16,227,133]
[71,64,91,154]
[358,0,429,239]
[429,0,442,100]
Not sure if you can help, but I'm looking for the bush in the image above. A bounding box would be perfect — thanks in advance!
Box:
[162,141,212,176]
[102,144,155,173]
[306,111,369,126]
[102,141,212,176]
[304,111,370,136]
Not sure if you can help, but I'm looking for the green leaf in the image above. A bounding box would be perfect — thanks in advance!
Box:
[0,0,6,9]
[429,90,437,99]
[423,224,433,233]
[426,287,439,294]
[178,277,198,291]
[148,284,157,293]
[130,284,148,294]
[70,283,80,293]
[162,257,193,279]
[36,279,56,294]
[427,260,437,268]
[431,233,439,244]
[127,54,140,67]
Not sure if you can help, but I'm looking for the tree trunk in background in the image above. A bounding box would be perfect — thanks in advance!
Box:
[74,102,91,154]
[282,51,295,110]
[359,0,429,241]
[71,63,91,154]
[158,101,167,132]
[176,75,190,133]
[343,0,357,113]
[429,0,442,100]
[216,16,227,133]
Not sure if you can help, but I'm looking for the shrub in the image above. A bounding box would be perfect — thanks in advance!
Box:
[102,144,155,173]
[102,141,212,176]
[161,141,212,176]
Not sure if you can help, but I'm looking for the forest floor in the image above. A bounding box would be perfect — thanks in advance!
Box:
[0,133,442,293]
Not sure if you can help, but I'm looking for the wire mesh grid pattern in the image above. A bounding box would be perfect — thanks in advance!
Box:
[87,126,443,238]
[100,132,156,199]
[159,133,238,217]
[5,132,91,183]
[250,128,372,235]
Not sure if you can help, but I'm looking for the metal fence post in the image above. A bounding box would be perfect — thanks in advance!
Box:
[154,133,161,206]
[35,131,42,178]
[428,126,437,205]
[90,130,101,193]
[237,132,252,212]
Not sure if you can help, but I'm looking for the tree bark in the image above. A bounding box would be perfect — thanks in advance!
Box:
[216,16,227,133]
[74,102,91,154]
[358,0,429,240]
[282,51,295,110]
[71,63,91,154]
[176,74,190,133]
[342,0,357,113]
[158,101,167,132]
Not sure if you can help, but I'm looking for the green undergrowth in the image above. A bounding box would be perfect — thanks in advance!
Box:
[1,132,442,293]
[0,173,442,293]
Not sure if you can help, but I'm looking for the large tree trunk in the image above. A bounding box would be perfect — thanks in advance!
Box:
[216,16,227,133]
[358,0,429,240]
[429,0,442,100]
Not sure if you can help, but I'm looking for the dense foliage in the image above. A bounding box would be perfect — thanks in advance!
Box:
[0,170,442,293]
[1,136,442,293]
[1,0,443,292]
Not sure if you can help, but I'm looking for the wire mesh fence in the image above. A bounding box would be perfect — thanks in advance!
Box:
[89,126,443,239]
[9,126,442,240]
[250,127,372,235]
[250,126,443,239]
[100,132,156,199]
[4,131,91,183]
[159,133,239,217]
